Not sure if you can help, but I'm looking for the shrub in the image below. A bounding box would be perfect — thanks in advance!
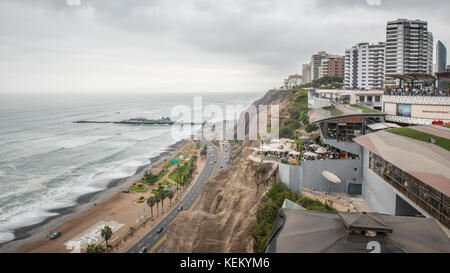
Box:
[253,182,298,253]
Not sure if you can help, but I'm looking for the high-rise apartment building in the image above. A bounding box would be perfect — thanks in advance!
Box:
[344,42,385,90]
[310,51,328,81]
[326,56,345,78]
[385,19,434,86]
[436,40,447,90]
[318,55,345,78]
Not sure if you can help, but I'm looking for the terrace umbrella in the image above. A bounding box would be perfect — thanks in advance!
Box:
[264,209,450,253]
[304,152,318,158]
[322,171,342,184]
[315,147,327,154]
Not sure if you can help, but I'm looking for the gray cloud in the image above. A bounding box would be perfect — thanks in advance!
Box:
[0,0,449,93]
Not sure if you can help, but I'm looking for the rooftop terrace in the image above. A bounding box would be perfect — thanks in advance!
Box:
[309,104,384,124]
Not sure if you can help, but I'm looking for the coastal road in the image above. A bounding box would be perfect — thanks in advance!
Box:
[126,140,231,253]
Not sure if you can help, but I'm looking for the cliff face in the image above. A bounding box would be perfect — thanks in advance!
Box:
[163,147,279,253]
[163,89,288,253]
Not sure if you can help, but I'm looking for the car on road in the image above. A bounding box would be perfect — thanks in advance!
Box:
[122,190,130,193]
[178,205,183,211]
[141,247,148,253]
[156,227,163,233]
[49,232,62,240]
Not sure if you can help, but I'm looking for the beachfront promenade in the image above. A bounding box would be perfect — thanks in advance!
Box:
[126,139,231,253]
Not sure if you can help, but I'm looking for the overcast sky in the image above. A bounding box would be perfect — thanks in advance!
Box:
[1,0,449,94]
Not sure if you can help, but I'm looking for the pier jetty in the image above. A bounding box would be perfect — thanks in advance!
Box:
[73,117,206,126]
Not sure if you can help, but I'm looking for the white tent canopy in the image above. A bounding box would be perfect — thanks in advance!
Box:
[304,152,319,158]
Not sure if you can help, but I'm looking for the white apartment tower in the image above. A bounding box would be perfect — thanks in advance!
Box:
[385,19,434,86]
[344,42,385,90]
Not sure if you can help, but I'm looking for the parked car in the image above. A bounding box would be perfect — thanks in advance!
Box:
[141,247,148,253]
[178,205,183,212]
[156,227,163,233]
[122,190,130,193]
[49,232,62,240]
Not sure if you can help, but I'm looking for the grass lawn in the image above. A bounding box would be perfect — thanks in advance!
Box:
[387,128,450,151]
[323,106,343,117]
[350,104,381,113]
[129,184,149,193]
[142,169,169,186]
[161,180,175,186]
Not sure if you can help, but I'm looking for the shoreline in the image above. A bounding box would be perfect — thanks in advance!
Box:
[0,138,188,253]
[1,92,266,253]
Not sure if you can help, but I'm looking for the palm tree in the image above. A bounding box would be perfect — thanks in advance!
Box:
[167,190,174,206]
[86,243,105,253]
[160,190,167,213]
[180,173,185,189]
[100,225,113,253]
[146,196,155,218]
[154,195,160,215]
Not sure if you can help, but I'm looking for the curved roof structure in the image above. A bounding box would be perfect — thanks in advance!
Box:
[386,73,437,83]
[308,104,386,124]
[264,209,450,253]
[436,72,450,82]
[353,126,450,196]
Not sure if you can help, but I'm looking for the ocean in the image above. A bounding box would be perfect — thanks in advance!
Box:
[0,91,263,247]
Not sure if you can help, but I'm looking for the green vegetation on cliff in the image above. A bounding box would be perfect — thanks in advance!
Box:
[252,182,298,253]
[252,183,336,253]
[278,89,317,138]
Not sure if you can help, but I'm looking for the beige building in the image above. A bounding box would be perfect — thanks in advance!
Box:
[383,95,450,125]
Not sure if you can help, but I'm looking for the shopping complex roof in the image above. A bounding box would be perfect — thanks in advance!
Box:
[386,72,450,83]
[367,122,401,131]
[309,104,385,124]
[353,126,450,196]
[386,73,436,83]
[264,209,450,253]
[436,72,450,82]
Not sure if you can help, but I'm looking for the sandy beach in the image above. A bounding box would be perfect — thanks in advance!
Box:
[2,138,206,253]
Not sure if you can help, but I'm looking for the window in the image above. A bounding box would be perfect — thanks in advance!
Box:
[397,104,412,117]
[375,96,381,102]
[367,151,448,228]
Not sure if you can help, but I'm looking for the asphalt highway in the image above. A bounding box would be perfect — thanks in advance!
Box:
[126,140,231,253]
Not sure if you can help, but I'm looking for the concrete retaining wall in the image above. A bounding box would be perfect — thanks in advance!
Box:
[279,159,362,195]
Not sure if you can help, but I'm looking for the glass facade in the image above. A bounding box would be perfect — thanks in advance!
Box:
[326,122,363,142]
[369,151,449,228]
[396,104,412,117]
